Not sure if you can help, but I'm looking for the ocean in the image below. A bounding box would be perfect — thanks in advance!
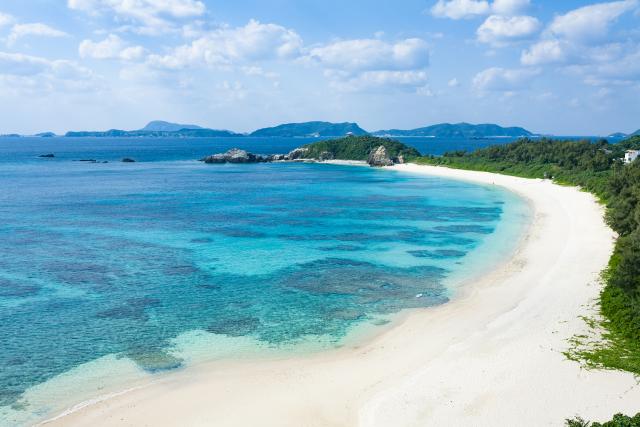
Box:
[0,136,530,425]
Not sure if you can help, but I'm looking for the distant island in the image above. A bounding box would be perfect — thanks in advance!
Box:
[65,121,240,138]
[608,132,629,139]
[372,122,533,138]
[250,121,368,137]
[141,121,204,132]
[8,120,541,139]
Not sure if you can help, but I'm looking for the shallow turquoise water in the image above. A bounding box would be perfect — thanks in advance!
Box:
[0,141,529,425]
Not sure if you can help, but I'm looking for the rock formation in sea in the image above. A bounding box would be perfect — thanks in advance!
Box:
[367,145,394,167]
[122,158,136,163]
[200,148,261,163]
[199,136,420,167]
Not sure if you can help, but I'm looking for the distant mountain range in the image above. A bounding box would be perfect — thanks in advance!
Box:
[372,123,533,138]
[250,121,368,137]
[10,120,543,139]
[141,121,204,132]
[607,130,640,139]
[65,121,240,138]
[608,132,629,139]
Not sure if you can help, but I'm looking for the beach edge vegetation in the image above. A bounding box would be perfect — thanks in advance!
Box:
[410,136,640,425]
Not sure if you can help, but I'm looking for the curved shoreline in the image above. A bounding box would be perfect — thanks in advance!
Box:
[45,164,639,426]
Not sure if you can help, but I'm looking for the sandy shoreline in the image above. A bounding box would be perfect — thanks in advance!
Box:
[45,164,639,426]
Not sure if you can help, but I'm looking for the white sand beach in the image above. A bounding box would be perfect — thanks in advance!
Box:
[45,164,640,427]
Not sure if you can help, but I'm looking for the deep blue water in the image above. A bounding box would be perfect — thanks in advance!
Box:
[0,137,530,425]
[0,135,622,164]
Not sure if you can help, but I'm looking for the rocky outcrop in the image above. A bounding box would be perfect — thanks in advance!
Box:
[122,158,136,162]
[270,154,287,161]
[367,145,394,167]
[38,153,55,158]
[201,148,265,164]
[286,147,309,160]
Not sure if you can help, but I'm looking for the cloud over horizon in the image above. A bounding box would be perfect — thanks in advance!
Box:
[0,0,637,135]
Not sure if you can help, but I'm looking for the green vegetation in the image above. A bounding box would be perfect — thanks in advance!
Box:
[301,135,421,161]
[372,122,532,138]
[566,412,640,426]
[416,136,640,375]
[250,121,367,137]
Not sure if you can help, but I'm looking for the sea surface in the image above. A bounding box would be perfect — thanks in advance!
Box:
[0,137,530,425]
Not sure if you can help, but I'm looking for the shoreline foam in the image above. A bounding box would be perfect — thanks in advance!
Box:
[45,164,640,426]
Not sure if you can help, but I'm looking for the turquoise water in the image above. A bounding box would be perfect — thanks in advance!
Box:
[0,138,530,425]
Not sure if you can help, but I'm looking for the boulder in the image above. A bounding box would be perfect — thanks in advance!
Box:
[286,147,309,160]
[38,153,55,158]
[122,158,136,163]
[367,145,394,167]
[200,148,259,164]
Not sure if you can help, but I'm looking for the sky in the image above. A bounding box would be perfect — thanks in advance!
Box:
[0,0,639,135]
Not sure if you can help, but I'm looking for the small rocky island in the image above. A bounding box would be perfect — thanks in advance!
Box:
[199,136,421,167]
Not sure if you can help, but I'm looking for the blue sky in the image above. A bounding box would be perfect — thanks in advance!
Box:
[0,0,638,135]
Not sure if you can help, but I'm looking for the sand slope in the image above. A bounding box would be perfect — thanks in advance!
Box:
[45,164,639,427]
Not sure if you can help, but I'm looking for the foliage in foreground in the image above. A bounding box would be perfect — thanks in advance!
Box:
[566,412,640,427]
[416,136,640,375]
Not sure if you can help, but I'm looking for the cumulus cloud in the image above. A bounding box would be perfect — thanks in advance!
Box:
[431,0,530,19]
[327,70,429,93]
[306,38,429,71]
[79,34,145,60]
[579,45,640,86]
[477,14,540,46]
[147,20,303,68]
[491,0,530,15]
[0,52,50,75]
[472,66,540,92]
[67,0,206,34]
[7,23,67,45]
[0,12,14,28]
[308,37,431,92]
[548,0,638,42]
[519,0,640,87]
[521,39,569,65]
[431,0,490,19]
[0,51,91,78]
[0,51,99,94]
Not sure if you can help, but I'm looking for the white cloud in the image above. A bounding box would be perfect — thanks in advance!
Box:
[241,66,279,79]
[519,0,639,83]
[79,34,145,60]
[307,38,429,71]
[147,20,303,69]
[0,52,49,75]
[308,37,430,92]
[329,70,429,92]
[548,0,638,42]
[448,77,460,87]
[521,39,569,65]
[473,66,540,92]
[0,51,99,94]
[7,23,67,45]
[0,12,14,28]
[582,46,640,85]
[430,0,530,19]
[491,0,530,15]
[431,0,490,19]
[67,0,206,34]
[477,15,540,46]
